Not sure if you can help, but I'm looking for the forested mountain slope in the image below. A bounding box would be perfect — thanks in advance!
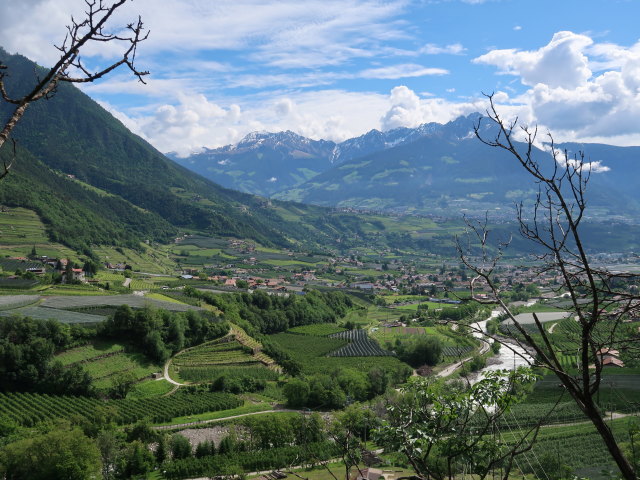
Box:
[0,48,368,254]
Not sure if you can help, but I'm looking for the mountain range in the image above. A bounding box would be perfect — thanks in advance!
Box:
[173,115,640,221]
[2,46,639,259]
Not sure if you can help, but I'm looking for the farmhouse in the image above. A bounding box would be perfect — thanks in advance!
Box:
[596,348,625,368]
[354,468,384,480]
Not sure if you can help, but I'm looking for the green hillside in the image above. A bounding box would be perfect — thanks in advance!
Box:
[0,48,382,255]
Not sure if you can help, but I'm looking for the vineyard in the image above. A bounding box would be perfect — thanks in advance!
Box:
[81,352,161,389]
[441,345,475,358]
[269,332,347,371]
[328,329,394,357]
[54,341,126,366]
[173,339,258,367]
[0,391,241,426]
[287,323,346,336]
[525,373,640,414]
[0,295,40,311]
[499,401,587,427]
[178,365,280,383]
[501,417,634,477]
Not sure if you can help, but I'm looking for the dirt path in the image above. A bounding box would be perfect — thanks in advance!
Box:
[163,357,186,386]
[436,339,490,378]
[152,408,304,430]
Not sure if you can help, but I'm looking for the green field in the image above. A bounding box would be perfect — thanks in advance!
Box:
[0,390,241,426]
[178,364,280,383]
[92,244,177,274]
[525,373,640,413]
[269,332,407,374]
[502,417,635,479]
[81,352,162,389]
[54,341,126,366]
[287,323,346,336]
[173,339,258,367]
[54,339,162,390]
[127,379,174,399]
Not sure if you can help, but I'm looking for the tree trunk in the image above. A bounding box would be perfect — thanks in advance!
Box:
[583,400,637,480]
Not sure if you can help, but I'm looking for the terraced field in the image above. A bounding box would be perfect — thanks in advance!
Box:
[170,325,278,383]
[81,353,161,389]
[174,339,258,367]
[53,340,162,390]
[55,341,126,366]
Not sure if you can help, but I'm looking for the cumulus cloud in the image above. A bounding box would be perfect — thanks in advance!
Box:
[474,31,593,89]
[549,147,611,173]
[381,86,424,130]
[129,94,243,156]
[380,86,482,131]
[474,31,640,151]
[106,90,391,154]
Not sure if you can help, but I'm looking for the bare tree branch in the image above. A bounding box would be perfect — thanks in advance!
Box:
[0,0,149,179]
[459,93,638,480]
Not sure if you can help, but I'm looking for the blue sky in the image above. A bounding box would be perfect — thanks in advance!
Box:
[2,0,640,155]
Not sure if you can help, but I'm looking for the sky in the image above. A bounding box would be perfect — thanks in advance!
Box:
[2,0,640,156]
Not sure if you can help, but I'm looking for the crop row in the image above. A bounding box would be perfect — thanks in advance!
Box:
[442,345,475,357]
[0,391,241,426]
[328,329,394,357]
[178,365,280,383]
[287,323,346,336]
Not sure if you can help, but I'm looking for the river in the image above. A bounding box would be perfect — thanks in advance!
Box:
[470,309,533,380]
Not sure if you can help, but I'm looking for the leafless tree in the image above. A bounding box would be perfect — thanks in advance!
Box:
[458,93,640,480]
[0,0,149,179]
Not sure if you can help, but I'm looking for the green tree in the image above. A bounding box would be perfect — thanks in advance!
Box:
[0,427,101,480]
[400,336,442,367]
[96,429,122,480]
[121,440,154,478]
[108,371,137,399]
[155,434,168,464]
[283,378,310,408]
[169,434,192,460]
[376,369,541,480]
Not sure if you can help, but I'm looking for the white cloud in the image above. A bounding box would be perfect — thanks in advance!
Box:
[513,25,522,31]
[126,93,244,156]
[0,0,409,73]
[474,31,593,89]
[109,89,390,155]
[358,64,448,79]
[420,43,466,55]
[472,30,640,151]
[380,85,482,131]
